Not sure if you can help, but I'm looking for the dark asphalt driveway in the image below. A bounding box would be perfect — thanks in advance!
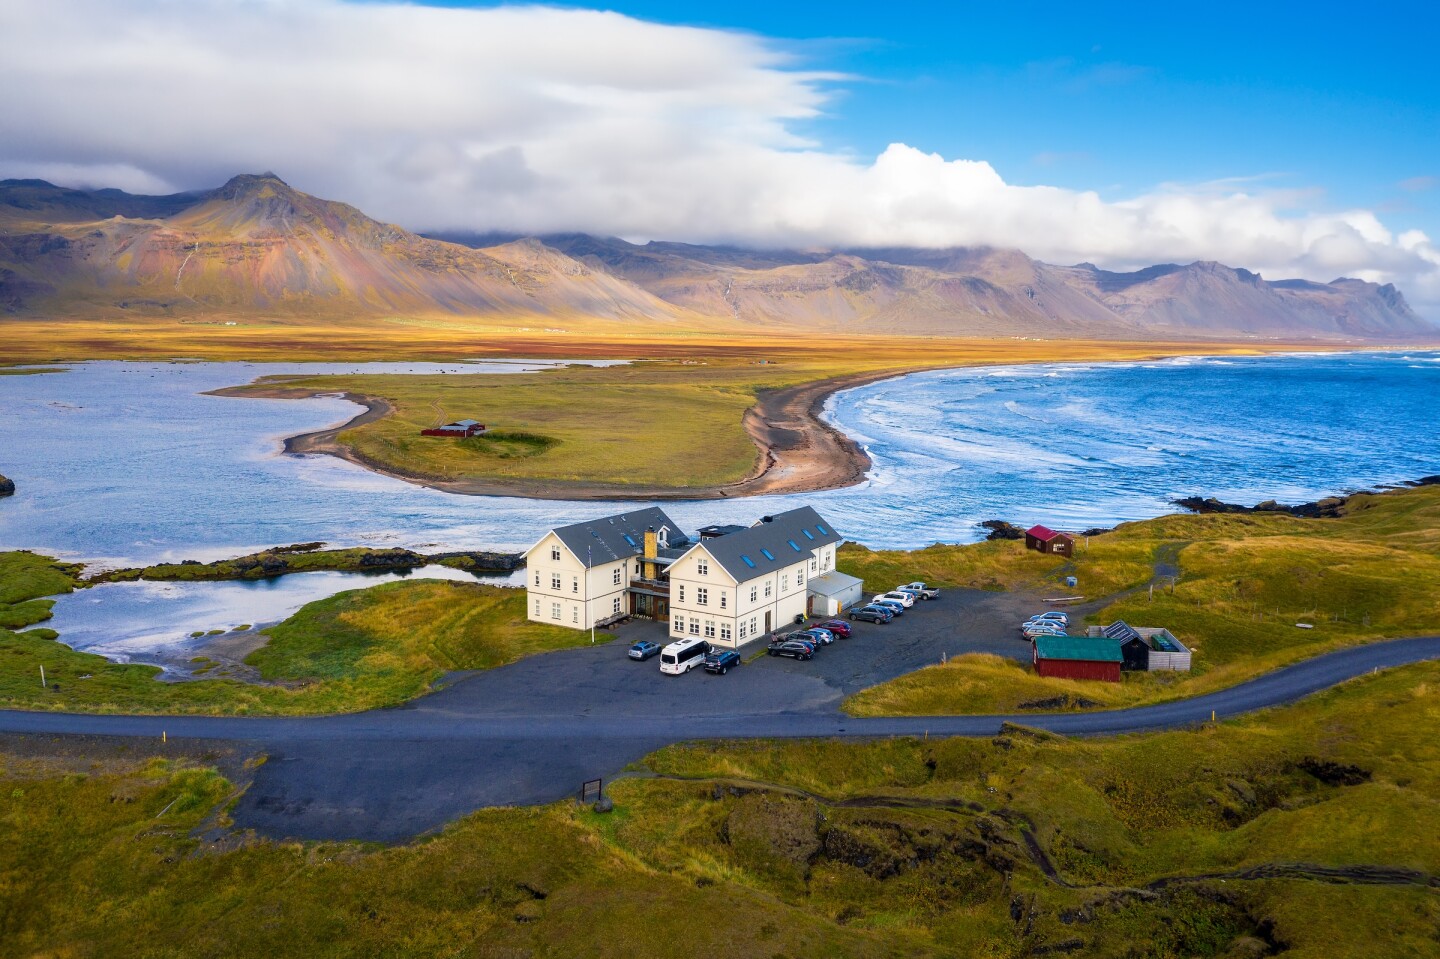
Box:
[1,587,1435,843]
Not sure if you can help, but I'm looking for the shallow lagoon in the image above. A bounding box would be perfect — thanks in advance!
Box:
[3,350,1438,659]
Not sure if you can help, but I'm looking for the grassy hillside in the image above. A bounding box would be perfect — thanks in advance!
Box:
[843,483,1440,716]
[223,339,1306,493]
[0,561,583,715]
[3,660,1437,957]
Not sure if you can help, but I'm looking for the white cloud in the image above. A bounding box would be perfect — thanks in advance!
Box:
[0,0,1436,316]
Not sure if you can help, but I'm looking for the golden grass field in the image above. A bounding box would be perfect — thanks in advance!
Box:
[3,658,1437,957]
[841,483,1440,716]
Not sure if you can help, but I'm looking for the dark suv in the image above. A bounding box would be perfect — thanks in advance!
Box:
[703,649,742,674]
[848,605,891,623]
[767,639,815,660]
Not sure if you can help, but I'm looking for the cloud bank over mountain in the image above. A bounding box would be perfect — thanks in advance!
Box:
[2,0,1436,311]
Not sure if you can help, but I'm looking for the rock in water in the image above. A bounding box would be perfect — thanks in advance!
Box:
[978,520,1025,541]
[0,474,14,497]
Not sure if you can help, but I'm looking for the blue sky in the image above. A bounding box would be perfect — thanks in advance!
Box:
[4,0,1438,307]
[436,0,1440,236]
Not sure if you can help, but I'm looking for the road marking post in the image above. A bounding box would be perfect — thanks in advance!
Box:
[162,730,166,743]
[39,665,45,688]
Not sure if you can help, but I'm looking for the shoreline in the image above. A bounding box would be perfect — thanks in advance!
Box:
[211,367,907,501]
[208,343,1415,503]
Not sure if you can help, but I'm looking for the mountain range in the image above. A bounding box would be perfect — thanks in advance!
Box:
[1,173,1432,340]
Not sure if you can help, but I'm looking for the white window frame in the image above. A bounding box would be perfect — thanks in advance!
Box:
[613,567,622,585]
[572,576,579,594]
[551,574,561,590]
[572,606,579,624]
[780,577,788,593]
[550,602,562,621]
[551,546,561,562]
[697,558,708,575]
[749,586,758,602]
[720,624,732,642]
[764,581,772,598]
[534,599,540,616]
[704,620,715,638]
[720,591,727,609]
[678,584,685,603]
[697,587,708,606]
[613,597,622,614]
[673,614,685,634]
[689,617,700,635]
[534,571,541,587]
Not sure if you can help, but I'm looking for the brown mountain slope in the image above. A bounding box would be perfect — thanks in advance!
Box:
[0,174,686,321]
[1,175,1433,340]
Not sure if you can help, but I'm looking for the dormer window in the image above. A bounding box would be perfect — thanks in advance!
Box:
[657,525,669,548]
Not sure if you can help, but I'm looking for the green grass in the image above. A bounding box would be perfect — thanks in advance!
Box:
[843,484,1440,716]
[0,561,587,715]
[3,660,1438,957]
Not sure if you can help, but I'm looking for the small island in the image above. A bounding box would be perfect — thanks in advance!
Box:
[0,473,14,497]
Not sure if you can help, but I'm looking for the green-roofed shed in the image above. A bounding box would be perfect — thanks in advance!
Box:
[1033,635,1123,682]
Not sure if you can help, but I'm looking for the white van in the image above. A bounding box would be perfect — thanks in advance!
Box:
[659,637,711,675]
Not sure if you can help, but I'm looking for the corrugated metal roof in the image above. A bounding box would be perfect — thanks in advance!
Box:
[1102,620,1142,643]
[1027,524,1070,541]
[807,570,863,597]
[690,507,841,582]
[550,508,689,569]
[1034,635,1123,662]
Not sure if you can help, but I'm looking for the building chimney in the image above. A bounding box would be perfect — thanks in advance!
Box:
[642,526,658,580]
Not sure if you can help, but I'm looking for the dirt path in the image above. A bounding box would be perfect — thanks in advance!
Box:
[211,367,908,501]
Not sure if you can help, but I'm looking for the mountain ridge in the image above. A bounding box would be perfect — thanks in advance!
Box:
[1,174,1432,340]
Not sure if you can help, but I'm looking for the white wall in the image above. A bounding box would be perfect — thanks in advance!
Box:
[523,531,630,630]
[669,543,810,647]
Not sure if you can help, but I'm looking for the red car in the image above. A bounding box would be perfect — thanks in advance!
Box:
[816,619,852,638]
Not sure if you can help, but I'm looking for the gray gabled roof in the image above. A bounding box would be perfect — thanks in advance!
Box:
[548,508,689,568]
[694,507,842,582]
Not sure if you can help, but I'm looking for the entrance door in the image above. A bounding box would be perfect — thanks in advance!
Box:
[764,611,772,635]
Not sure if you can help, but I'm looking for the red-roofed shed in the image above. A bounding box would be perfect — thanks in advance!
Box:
[1025,524,1074,556]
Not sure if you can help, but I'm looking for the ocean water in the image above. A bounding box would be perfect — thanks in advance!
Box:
[4,350,1436,660]
[0,351,1435,565]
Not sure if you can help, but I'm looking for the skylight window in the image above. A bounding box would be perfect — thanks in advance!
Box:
[740,554,757,568]
[815,524,829,535]
[801,529,814,540]
[623,534,638,547]
[760,548,775,561]
[787,539,801,552]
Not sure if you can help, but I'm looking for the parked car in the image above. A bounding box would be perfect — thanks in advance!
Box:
[848,605,891,623]
[627,640,662,661]
[1027,611,1070,626]
[1022,623,1067,639]
[874,590,916,608]
[799,627,835,645]
[871,598,907,617]
[703,649,742,674]
[898,582,941,600]
[816,619,852,638]
[767,639,815,660]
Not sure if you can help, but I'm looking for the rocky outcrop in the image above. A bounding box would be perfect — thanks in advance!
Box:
[1174,476,1440,520]
[979,520,1025,541]
[0,474,13,497]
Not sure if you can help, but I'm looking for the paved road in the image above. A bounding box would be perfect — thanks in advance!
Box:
[2,604,1436,841]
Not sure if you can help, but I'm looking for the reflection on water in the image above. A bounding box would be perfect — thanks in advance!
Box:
[44,565,523,667]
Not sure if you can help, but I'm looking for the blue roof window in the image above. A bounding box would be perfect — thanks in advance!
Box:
[760,548,775,561]
[815,524,830,535]
[623,534,638,547]
[787,539,801,552]
[740,554,757,569]
[801,528,814,541]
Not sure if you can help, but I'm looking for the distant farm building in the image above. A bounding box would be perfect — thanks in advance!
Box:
[421,419,487,438]
[1089,621,1193,672]
[1025,525,1074,556]
[1033,635,1123,682]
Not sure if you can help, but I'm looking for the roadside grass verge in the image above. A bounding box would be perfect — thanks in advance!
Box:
[0,561,586,715]
[4,661,1437,957]
[844,484,1440,716]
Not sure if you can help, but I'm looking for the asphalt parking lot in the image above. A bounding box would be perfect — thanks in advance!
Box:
[419,586,1045,722]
